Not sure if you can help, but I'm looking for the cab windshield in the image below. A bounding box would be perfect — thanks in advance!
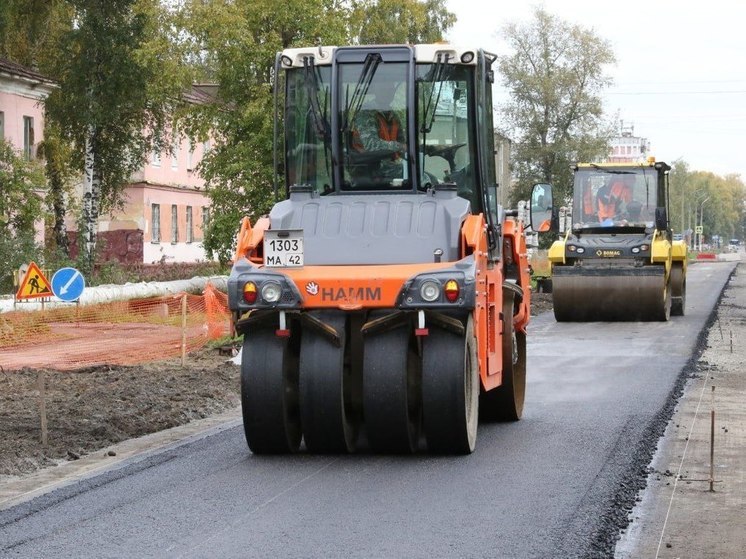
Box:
[284,58,477,202]
[572,168,659,230]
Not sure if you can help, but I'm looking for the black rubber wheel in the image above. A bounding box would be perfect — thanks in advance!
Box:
[480,293,526,421]
[363,319,421,453]
[241,326,301,454]
[422,316,478,454]
[299,311,358,453]
[670,263,686,316]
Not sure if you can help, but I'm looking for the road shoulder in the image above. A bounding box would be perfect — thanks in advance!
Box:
[616,261,745,558]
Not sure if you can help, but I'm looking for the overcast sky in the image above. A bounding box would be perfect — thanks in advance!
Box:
[444,0,746,180]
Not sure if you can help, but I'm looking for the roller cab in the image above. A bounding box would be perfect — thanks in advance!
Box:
[548,160,687,321]
[227,45,536,455]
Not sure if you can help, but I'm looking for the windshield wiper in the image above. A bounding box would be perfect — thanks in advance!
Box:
[303,56,330,143]
[342,53,382,133]
[420,53,451,135]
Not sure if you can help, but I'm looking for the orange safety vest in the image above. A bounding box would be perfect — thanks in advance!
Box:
[375,112,400,141]
[597,182,632,220]
[351,111,401,154]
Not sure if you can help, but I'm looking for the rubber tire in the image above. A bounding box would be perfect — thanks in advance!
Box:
[299,311,358,453]
[241,327,301,454]
[480,294,526,421]
[363,320,421,453]
[670,263,686,316]
[422,316,478,454]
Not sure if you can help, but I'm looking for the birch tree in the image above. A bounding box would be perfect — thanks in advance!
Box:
[43,0,191,271]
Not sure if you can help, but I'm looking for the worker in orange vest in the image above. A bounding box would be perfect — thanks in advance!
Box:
[597,174,634,222]
[350,81,407,181]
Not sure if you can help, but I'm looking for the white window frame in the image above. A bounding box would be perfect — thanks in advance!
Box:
[186,206,193,243]
[171,204,178,243]
[152,204,161,242]
[23,116,34,160]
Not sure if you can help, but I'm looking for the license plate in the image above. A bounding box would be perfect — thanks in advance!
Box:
[263,230,304,268]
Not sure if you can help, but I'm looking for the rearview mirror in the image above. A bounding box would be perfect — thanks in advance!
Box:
[530,183,554,233]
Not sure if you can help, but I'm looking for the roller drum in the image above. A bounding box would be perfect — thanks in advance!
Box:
[552,265,670,322]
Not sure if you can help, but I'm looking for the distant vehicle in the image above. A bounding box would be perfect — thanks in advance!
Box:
[673,233,683,241]
[546,159,687,321]
[729,239,741,252]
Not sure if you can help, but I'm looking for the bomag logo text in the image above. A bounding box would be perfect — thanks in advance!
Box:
[321,287,382,302]
[596,249,621,257]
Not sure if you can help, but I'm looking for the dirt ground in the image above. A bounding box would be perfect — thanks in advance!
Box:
[0,348,240,480]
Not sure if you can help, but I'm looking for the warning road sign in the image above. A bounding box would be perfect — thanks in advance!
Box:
[15,262,53,300]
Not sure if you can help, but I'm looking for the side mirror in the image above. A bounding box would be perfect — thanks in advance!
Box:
[530,183,554,233]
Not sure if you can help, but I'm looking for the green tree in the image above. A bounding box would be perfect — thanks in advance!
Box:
[0,139,47,288]
[350,0,455,44]
[37,122,77,255]
[0,0,73,71]
[669,160,746,245]
[43,0,192,272]
[498,7,615,205]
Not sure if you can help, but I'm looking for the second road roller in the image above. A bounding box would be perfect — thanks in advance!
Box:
[547,159,687,321]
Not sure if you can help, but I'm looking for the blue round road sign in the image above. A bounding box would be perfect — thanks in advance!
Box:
[52,267,86,302]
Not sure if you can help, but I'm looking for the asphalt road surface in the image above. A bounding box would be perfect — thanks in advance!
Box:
[0,262,736,559]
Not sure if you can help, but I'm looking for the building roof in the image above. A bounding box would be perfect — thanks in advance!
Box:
[0,58,55,86]
[183,84,218,105]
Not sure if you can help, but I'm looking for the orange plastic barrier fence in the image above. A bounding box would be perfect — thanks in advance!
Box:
[0,282,232,371]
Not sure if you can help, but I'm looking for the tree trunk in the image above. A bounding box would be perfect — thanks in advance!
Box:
[81,127,100,272]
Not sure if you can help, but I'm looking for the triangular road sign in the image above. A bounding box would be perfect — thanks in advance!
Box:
[16,261,53,300]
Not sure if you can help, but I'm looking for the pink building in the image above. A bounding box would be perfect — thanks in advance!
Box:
[68,87,217,264]
[0,59,53,157]
[0,58,55,243]
[3,59,217,264]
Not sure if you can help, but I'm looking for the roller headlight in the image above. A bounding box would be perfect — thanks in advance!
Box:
[575,247,585,254]
[261,281,282,303]
[420,280,441,302]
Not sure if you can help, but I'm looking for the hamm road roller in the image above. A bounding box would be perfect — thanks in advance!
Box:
[227,44,549,454]
[548,159,687,321]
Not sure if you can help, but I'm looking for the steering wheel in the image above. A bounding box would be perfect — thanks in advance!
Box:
[423,143,466,159]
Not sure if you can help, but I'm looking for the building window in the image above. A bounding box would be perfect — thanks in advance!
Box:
[23,116,34,160]
[0,111,4,139]
[152,150,161,167]
[202,139,210,155]
[187,139,194,170]
[171,145,178,170]
[186,206,193,243]
[201,206,210,237]
[171,204,178,243]
[152,204,161,242]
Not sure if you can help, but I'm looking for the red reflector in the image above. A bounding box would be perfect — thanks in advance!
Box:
[444,280,459,303]
[275,329,291,338]
[243,282,257,304]
[415,328,429,337]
